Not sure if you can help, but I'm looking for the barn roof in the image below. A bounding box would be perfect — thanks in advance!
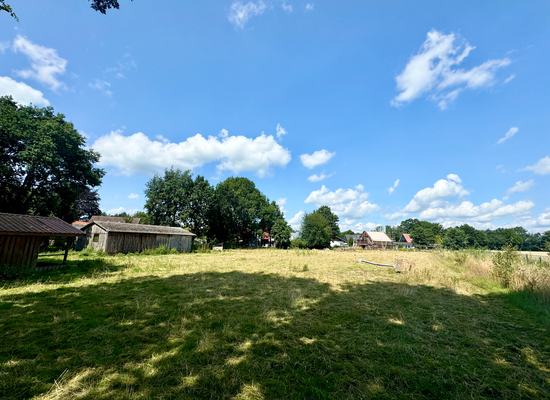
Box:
[0,213,86,237]
[363,231,392,243]
[87,221,195,236]
[89,216,125,223]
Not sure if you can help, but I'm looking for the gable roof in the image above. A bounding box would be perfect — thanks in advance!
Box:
[345,234,360,241]
[85,221,195,236]
[362,231,392,243]
[401,233,412,243]
[0,213,85,237]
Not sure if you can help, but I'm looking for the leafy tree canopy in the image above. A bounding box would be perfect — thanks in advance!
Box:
[0,1,17,20]
[75,187,101,221]
[442,227,469,250]
[0,96,104,222]
[144,168,213,236]
[301,212,331,249]
[272,219,291,249]
[314,206,339,239]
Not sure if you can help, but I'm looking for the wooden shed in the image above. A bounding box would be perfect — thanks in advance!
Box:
[76,221,195,254]
[0,213,85,273]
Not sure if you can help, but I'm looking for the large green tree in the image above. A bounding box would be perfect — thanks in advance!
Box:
[271,219,291,249]
[208,177,276,246]
[144,168,213,236]
[0,96,104,222]
[314,206,340,239]
[442,227,469,250]
[301,212,332,249]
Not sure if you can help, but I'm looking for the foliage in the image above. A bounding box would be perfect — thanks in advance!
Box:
[290,238,308,249]
[0,1,17,20]
[410,221,440,246]
[0,97,104,222]
[314,206,339,239]
[144,168,213,235]
[348,237,354,247]
[492,245,520,288]
[208,177,281,247]
[271,219,291,249]
[442,227,469,250]
[301,212,331,249]
[75,187,101,221]
[90,0,133,13]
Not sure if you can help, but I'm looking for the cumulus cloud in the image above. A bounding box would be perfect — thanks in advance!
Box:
[12,35,67,91]
[276,123,287,139]
[392,30,511,109]
[276,198,287,215]
[387,174,469,219]
[0,76,49,106]
[338,220,378,234]
[388,179,399,195]
[89,79,112,97]
[106,207,139,215]
[419,199,534,222]
[507,209,550,232]
[300,149,335,169]
[305,4,314,11]
[92,129,291,177]
[128,193,139,199]
[281,2,292,12]
[521,156,550,175]
[506,180,534,195]
[228,1,268,29]
[288,210,305,230]
[496,127,518,145]
[305,185,380,219]
[307,172,333,182]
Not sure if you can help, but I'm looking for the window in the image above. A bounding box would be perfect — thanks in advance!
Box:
[93,234,99,243]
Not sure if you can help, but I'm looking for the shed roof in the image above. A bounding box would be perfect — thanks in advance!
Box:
[0,213,85,237]
[87,221,195,236]
[363,231,392,243]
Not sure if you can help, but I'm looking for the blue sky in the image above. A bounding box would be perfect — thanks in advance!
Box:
[1,0,549,232]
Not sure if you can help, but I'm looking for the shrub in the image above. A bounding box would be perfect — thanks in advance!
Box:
[79,247,95,257]
[492,245,520,288]
[290,238,307,249]
[193,242,211,253]
[154,245,170,255]
[169,248,180,254]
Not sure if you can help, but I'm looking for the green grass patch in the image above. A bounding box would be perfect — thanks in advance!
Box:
[1,250,549,399]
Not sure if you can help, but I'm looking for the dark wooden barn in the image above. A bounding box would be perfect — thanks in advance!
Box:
[76,221,195,254]
[0,213,85,273]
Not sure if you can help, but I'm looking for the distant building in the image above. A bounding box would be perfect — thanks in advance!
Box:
[330,236,347,247]
[89,216,141,224]
[75,221,194,254]
[344,234,361,246]
[357,231,393,250]
[398,233,414,249]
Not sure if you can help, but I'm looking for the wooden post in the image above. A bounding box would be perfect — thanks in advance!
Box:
[63,237,74,265]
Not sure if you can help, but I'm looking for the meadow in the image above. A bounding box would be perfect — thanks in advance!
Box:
[1,249,549,399]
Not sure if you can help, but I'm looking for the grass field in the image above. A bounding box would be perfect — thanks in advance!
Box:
[1,249,550,399]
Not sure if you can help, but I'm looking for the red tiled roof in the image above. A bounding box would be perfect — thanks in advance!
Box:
[402,233,412,243]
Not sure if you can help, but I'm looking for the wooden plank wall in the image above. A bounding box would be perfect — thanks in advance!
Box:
[101,233,194,254]
[0,235,42,271]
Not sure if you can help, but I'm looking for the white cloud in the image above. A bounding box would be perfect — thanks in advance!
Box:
[281,2,292,12]
[506,180,534,195]
[106,207,139,215]
[388,179,399,195]
[92,129,291,177]
[0,41,9,53]
[288,210,305,230]
[128,193,139,199]
[508,209,550,232]
[305,185,380,219]
[496,127,518,145]
[89,79,112,97]
[276,198,287,215]
[307,172,333,182]
[276,123,287,139]
[387,174,469,219]
[392,30,511,109]
[419,199,534,222]
[521,156,550,175]
[219,129,229,138]
[0,76,49,106]
[338,220,377,233]
[300,149,335,169]
[228,1,268,29]
[305,3,314,11]
[12,35,67,91]
[439,220,496,230]
[503,74,515,84]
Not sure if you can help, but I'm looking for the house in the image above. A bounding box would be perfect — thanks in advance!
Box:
[75,221,195,254]
[344,234,360,246]
[397,233,414,249]
[357,231,393,250]
[0,213,85,273]
[260,231,275,247]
